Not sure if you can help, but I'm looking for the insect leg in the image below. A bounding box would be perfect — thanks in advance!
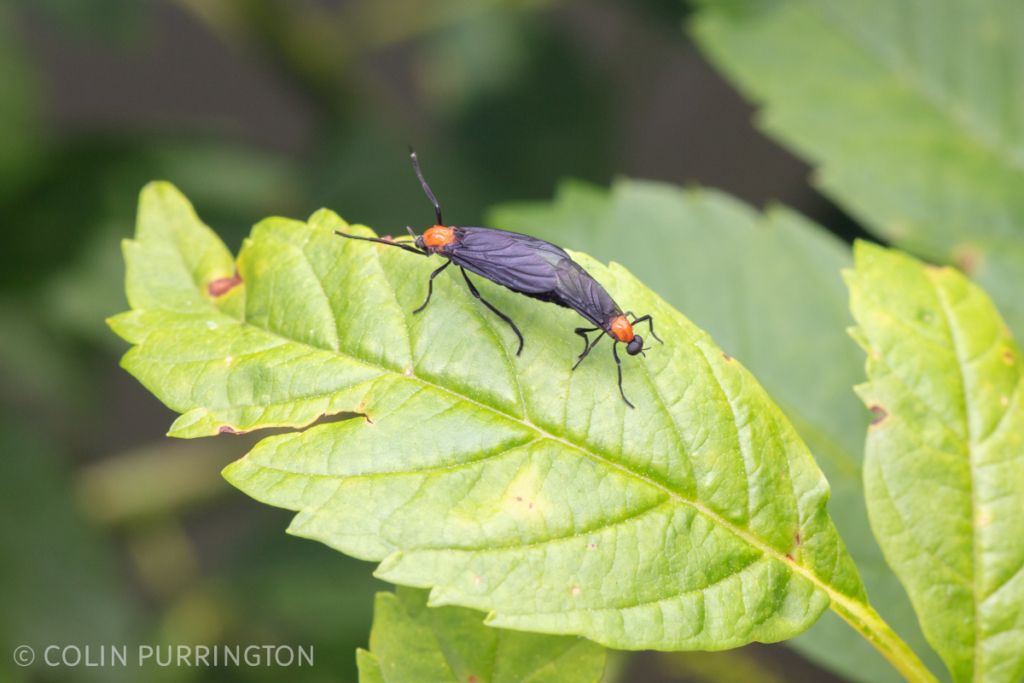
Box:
[460,268,525,356]
[630,314,663,344]
[612,342,636,409]
[572,330,604,371]
[573,326,600,357]
[413,260,452,314]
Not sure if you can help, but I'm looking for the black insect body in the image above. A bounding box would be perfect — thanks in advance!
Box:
[335,151,661,408]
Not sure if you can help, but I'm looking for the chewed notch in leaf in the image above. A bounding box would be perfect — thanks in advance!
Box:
[111,182,869,653]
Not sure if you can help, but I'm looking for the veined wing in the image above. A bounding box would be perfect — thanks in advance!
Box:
[549,259,621,327]
[449,227,569,294]
[450,226,622,326]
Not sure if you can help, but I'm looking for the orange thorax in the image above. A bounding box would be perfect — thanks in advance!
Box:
[609,315,634,342]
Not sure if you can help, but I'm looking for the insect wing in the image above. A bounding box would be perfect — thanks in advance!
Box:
[449,227,568,294]
[550,260,621,326]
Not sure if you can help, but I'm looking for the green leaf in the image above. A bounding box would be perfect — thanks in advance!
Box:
[489,180,941,683]
[691,0,1024,337]
[357,587,604,683]
[847,242,1024,683]
[112,183,907,665]
[358,649,387,683]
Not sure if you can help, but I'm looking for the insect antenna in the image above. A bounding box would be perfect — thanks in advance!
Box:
[409,147,443,226]
[334,230,427,257]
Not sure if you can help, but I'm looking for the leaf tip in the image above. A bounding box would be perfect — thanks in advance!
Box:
[167,409,215,438]
[851,238,888,266]
[308,207,348,232]
[373,551,405,580]
[105,311,135,340]
[136,181,195,228]
[139,179,184,201]
[220,458,248,487]
[425,585,457,608]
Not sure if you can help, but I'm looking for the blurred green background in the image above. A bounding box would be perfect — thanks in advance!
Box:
[0,1,864,681]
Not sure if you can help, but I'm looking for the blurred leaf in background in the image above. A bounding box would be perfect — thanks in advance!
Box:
[445,20,613,204]
[691,0,1024,338]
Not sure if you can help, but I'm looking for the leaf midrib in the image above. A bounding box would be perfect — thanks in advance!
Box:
[929,274,982,682]
[420,607,464,683]
[173,286,871,623]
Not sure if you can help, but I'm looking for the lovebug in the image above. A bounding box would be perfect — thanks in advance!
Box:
[335,150,662,408]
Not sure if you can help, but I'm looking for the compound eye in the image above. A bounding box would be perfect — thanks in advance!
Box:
[627,337,644,355]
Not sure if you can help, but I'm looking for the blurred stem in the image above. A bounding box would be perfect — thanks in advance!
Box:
[830,598,939,683]
[76,440,239,524]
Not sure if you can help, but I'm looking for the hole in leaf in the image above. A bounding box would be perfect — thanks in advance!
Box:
[869,405,888,426]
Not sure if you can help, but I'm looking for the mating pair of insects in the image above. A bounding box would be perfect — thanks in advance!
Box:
[336,151,661,408]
